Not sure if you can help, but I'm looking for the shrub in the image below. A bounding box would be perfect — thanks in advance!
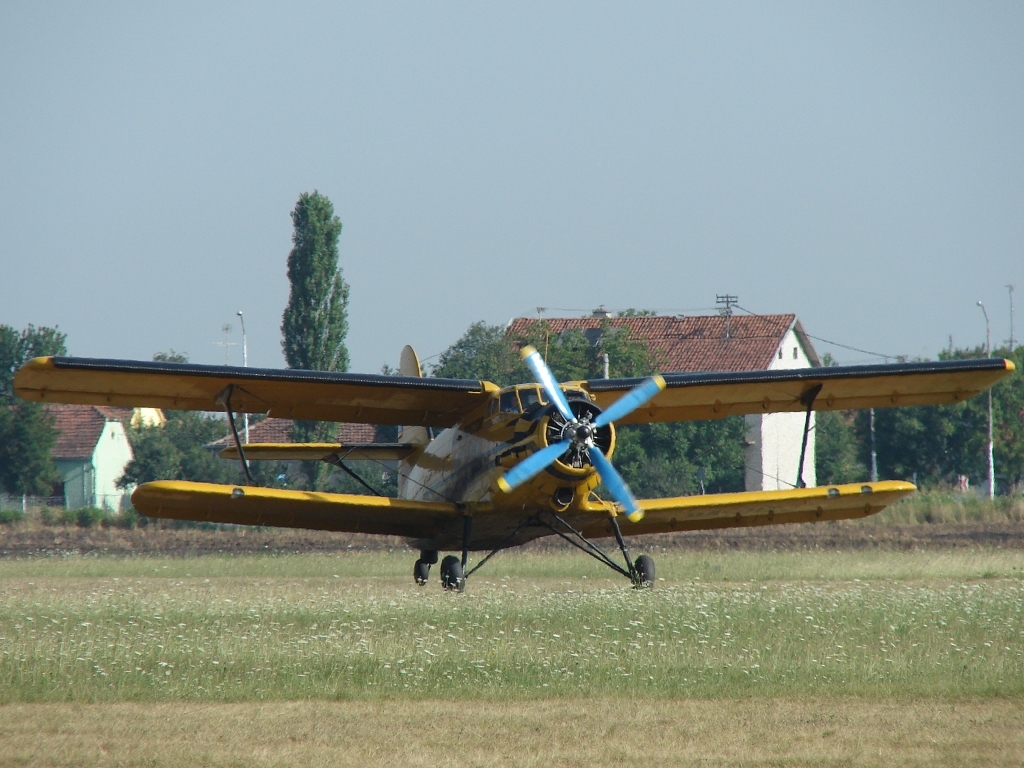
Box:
[0,507,24,525]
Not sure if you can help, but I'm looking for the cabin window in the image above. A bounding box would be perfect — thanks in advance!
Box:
[488,398,498,416]
[499,390,521,414]
[519,387,541,410]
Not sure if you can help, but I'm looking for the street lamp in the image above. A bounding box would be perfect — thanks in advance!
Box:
[977,301,994,499]
[1008,285,1015,353]
[236,311,249,447]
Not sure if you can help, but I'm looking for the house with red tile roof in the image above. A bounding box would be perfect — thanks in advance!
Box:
[45,404,143,510]
[506,310,820,492]
[206,418,377,449]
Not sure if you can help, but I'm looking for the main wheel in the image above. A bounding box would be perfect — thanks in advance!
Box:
[440,555,465,592]
[414,559,431,585]
[420,549,439,565]
[633,554,655,588]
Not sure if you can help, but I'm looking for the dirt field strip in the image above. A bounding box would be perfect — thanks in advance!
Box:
[0,698,1021,767]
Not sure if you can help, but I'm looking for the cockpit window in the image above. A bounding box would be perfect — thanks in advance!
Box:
[499,390,521,414]
[518,387,541,410]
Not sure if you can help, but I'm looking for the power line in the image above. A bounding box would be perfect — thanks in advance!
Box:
[733,304,899,362]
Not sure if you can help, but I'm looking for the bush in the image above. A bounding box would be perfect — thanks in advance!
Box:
[39,506,72,526]
[74,507,107,528]
[0,507,24,525]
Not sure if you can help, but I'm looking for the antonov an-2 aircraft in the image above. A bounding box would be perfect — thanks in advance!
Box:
[15,346,1014,591]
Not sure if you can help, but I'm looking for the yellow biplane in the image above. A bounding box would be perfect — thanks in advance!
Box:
[14,345,1014,590]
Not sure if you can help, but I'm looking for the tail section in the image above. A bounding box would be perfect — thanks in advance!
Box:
[397,345,429,497]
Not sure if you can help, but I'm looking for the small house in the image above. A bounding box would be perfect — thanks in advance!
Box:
[47,405,164,510]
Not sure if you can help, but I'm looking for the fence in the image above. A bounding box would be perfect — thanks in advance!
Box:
[0,494,65,512]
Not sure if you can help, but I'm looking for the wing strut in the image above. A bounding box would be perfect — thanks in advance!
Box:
[796,383,822,488]
[215,385,255,486]
[325,452,385,496]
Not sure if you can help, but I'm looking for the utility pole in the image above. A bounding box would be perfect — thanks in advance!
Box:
[716,294,738,339]
[977,301,995,499]
[237,311,249,447]
[601,352,610,379]
[1008,285,1015,353]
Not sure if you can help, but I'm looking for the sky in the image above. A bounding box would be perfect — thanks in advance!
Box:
[1,3,1021,374]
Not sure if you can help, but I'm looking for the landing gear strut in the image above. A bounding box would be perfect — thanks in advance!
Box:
[413,550,438,585]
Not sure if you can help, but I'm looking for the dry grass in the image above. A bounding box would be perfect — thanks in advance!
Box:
[877,490,1024,525]
[0,698,1021,767]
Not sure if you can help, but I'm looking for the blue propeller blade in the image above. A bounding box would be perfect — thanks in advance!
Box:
[496,439,572,493]
[521,345,576,423]
[593,375,666,428]
[589,445,644,523]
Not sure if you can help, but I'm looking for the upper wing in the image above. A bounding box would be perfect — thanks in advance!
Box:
[15,356,497,427]
[131,481,460,537]
[584,358,1015,424]
[578,481,916,538]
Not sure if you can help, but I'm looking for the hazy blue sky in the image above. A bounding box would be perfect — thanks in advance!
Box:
[2,3,1021,374]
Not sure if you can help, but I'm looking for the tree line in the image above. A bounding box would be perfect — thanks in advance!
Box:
[2,189,1021,501]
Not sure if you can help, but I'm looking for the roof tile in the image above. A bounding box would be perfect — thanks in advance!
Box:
[506,314,801,373]
[45,404,123,459]
[208,418,378,447]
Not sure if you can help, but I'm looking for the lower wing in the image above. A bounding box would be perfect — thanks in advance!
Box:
[581,481,915,537]
[218,443,417,461]
[131,481,459,538]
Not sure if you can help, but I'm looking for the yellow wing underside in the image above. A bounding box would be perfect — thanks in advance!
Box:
[14,356,1014,426]
[132,481,915,546]
[219,443,417,461]
[586,361,1015,424]
[15,357,494,427]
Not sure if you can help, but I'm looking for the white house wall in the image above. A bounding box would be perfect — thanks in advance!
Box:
[744,327,816,491]
[56,459,93,510]
[91,421,135,510]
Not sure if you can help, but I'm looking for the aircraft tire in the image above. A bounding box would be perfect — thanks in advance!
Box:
[414,559,431,585]
[440,555,465,592]
[633,555,655,588]
[420,549,439,565]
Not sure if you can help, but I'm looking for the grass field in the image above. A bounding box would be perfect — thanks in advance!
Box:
[1,549,1022,765]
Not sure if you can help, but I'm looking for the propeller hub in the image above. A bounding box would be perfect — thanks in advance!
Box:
[574,424,593,443]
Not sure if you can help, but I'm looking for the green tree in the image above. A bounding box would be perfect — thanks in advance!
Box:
[281,191,350,373]
[280,191,351,488]
[0,324,67,497]
[815,410,867,485]
[119,412,240,489]
[1,323,68,403]
[431,322,521,385]
[991,346,1024,490]
[0,404,60,495]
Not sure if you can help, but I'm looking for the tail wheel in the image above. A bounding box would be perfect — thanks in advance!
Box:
[633,554,655,588]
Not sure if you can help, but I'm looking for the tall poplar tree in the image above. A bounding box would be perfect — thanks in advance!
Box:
[280,191,351,488]
[281,191,350,372]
